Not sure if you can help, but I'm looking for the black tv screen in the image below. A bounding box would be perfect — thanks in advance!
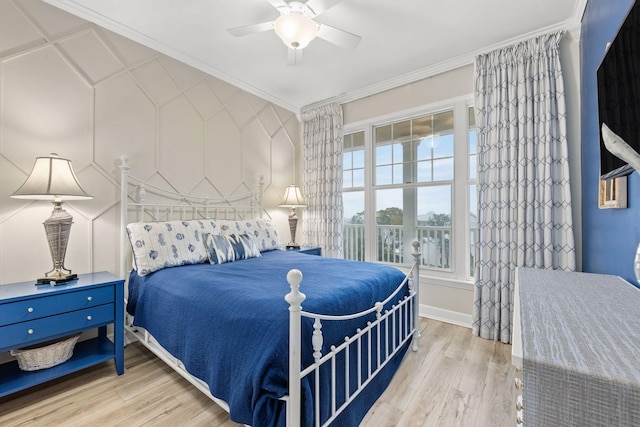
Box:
[598,1,640,179]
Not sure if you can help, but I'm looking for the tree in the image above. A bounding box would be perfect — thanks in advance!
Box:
[376,207,403,225]
[422,213,451,227]
[349,211,365,225]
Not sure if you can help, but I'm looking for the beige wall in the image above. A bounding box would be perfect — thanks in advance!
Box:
[0,0,300,285]
[343,65,475,125]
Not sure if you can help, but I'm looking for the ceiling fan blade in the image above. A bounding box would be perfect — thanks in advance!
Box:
[266,0,289,9]
[305,0,345,16]
[227,21,274,37]
[287,48,303,66]
[317,24,361,50]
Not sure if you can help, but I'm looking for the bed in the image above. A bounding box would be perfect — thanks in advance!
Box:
[118,156,421,427]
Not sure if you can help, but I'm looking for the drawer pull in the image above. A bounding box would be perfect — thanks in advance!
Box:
[27,307,34,313]
[27,329,34,335]
[87,296,93,301]
[87,315,93,321]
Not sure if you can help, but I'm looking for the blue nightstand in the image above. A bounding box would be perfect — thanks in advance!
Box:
[0,271,124,398]
[287,247,322,256]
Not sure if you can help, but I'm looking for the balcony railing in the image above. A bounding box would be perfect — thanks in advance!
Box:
[343,223,366,261]
[343,224,478,276]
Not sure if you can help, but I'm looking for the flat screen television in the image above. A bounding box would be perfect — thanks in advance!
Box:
[597,1,640,180]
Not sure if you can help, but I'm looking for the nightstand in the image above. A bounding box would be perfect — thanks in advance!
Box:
[287,247,322,256]
[0,271,124,398]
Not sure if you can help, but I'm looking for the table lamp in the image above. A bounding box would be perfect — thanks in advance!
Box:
[11,153,93,284]
[279,185,306,249]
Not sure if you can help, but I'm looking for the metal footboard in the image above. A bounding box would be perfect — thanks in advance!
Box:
[286,241,421,427]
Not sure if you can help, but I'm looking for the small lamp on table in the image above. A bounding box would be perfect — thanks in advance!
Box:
[11,153,93,285]
[279,185,306,249]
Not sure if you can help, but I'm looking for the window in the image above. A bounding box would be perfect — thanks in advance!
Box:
[343,99,475,285]
[343,131,365,261]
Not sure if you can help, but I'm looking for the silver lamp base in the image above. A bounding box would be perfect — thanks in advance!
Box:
[286,208,300,249]
[37,202,77,285]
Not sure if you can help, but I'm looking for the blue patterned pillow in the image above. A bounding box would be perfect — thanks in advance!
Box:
[227,233,261,260]
[203,233,235,264]
[219,219,281,251]
[126,219,219,275]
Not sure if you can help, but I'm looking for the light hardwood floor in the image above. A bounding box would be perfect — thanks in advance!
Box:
[0,319,516,426]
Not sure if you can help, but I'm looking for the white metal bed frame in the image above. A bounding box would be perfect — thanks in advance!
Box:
[118,156,421,427]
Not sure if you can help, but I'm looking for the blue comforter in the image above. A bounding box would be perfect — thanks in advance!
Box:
[127,250,409,426]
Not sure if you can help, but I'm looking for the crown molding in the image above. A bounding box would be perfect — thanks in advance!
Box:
[41,0,300,114]
[302,17,583,114]
[43,0,587,118]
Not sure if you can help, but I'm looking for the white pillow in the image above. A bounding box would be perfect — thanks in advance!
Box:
[126,219,220,276]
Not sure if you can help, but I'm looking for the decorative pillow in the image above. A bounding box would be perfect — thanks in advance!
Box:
[126,219,219,276]
[227,233,262,260]
[219,219,281,251]
[203,233,235,264]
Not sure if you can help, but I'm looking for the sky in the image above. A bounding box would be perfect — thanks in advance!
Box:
[342,130,477,224]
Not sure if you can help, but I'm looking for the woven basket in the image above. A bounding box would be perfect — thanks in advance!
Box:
[10,334,80,371]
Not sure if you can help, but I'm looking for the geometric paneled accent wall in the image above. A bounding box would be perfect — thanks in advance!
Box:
[0,0,300,284]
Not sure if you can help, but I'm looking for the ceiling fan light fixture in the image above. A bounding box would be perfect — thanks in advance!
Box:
[274,12,318,49]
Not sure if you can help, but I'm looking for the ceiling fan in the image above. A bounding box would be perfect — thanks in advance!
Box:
[228,0,361,65]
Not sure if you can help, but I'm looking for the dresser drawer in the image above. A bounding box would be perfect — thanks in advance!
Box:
[0,286,114,327]
[0,303,115,351]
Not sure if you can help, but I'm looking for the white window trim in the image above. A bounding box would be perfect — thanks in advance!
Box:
[343,94,475,289]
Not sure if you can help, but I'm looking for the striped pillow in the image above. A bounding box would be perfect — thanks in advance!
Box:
[203,233,235,264]
[227,233,261,260]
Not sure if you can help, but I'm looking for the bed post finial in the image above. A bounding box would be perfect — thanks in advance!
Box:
[285,268,304,427]
[410,240,421,351]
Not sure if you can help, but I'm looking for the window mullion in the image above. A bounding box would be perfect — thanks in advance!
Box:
[364,125,376,262]
[452,102,469,278]
[402,139,416,263]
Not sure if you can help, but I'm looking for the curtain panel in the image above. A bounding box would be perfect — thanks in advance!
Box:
[472,31,576,343]
[301,103,344,258]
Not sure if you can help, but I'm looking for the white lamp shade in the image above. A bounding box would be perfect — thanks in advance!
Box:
[11,153,93,201]
[280,185,306,207]
[274,12,318,49]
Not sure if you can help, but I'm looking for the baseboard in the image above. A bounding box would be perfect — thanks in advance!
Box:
[419,304,472,329]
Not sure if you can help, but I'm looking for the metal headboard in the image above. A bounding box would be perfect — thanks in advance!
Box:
[118,155,265,277]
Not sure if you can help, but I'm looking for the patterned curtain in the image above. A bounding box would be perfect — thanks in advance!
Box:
[472,31,576,343]
[301,103,344,258]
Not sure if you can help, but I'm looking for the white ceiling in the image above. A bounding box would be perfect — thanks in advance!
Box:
[43,0,584,114]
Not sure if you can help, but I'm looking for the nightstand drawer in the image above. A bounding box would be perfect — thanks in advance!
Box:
[0,303,114,351]
[0,286,114,327]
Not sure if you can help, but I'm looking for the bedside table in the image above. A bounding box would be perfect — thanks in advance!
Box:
[0,271,124,398]
[287,247,322,256]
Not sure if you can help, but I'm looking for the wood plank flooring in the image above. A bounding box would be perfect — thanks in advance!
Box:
[0,319,516,426]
